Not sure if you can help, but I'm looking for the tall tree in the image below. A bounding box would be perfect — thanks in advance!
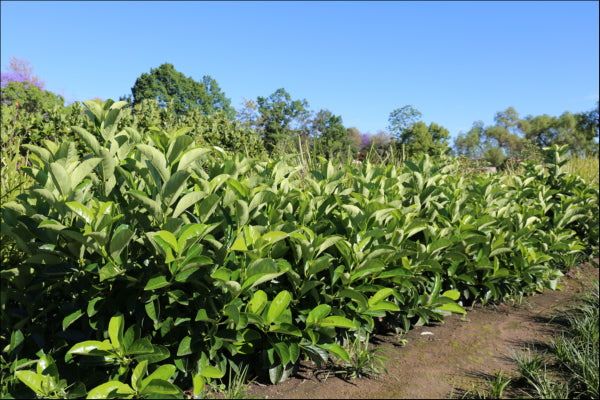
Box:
[236,98,262,131]
[1,57,63,112]
[400,121,451,157]
[312,109,349,158]
[387,105,422,143]
[454,121,485,158]
[130,63,233,118]
[256,88,309,153]
[346,126,363,153]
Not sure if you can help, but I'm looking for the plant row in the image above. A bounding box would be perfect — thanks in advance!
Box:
[1,100,598,398]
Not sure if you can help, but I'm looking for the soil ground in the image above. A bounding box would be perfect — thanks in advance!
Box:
[244,260,599,399]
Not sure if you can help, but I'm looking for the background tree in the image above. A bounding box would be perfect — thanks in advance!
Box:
[1,56,45,89]
[130,63,233,118]
[236,98,262,132]
[454,121,485,158]
[311,109,349,158]
[1,57,63,113]
[346,126,363,154]
[398,121,451,157]
[256,88,309,153]
[575,101,599,156]
[387,105,422,144]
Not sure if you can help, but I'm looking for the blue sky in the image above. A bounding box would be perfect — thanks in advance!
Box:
[1,1,598,139]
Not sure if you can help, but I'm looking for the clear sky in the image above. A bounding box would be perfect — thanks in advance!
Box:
[1,1,598,139]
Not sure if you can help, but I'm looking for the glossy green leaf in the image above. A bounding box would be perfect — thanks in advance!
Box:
[49,162,71,199]
[192,374,205,396]
[140,379,182,396]
[108,314,125,351]
[441,289,460,301]
[199,365,224,379]
[176,336,192,356]
[436,301,467,314]
[247,290,268,314]
[368,288,394,306]
[131,360,148,391]
[71,157,102,190]
[267,290,292,325]
[109,224,134,261]
[319,316,355,329]
[86,381,134,399]
[177,148,211,172]
[307,304,331,324]
[144,275,171,291]
[156,230,178,254]
[166,135,194,166]
[140,364,177,390]
[66,202,94,225]
[62,309,84,331]
[67,340,113,355]
[319,342,350,362]
[133,344,170,364]
[14,370,43,395]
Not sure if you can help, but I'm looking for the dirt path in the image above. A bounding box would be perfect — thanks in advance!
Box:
[244,261,599,399]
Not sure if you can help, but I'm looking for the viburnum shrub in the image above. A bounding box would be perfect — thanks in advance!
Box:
[1,99,597,398]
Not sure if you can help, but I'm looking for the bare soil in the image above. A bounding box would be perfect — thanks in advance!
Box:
[244,260,599,399]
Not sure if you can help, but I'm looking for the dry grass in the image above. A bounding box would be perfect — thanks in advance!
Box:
[566,156,599,186]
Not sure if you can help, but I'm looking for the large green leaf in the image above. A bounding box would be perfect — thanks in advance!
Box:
[137,144,170,184]
[71,157,102,190]
[267,290,292,324]
[177,148,212,172]
[140,365,177,390]
[86,381,134,399]
[247,290,268,314]
[66,202,94,225]
[108,314,125,351]
[133,345,170,364]
[162,170,191,207]
[319,316,355,329]
[307,304,331,325]
[49,162,72,199]
[368,288,394,306]
[172,191,207,218]
[62,309,84,331]
[128,190,163,221]
[67,340,113,355]
[109,224,134,261]
[198,365,224,379]
[144,275,171,291]
[131,360,148,391]
[197,193,220,223]
[14,371,43,395]
[72,126,101,155]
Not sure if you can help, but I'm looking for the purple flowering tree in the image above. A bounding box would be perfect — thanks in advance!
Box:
[1,71,44,89]
[361,133,372,149]
[1,57,45,89]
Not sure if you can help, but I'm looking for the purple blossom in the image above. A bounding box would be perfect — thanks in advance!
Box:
[1,71,44,89]
[361,133,372,148]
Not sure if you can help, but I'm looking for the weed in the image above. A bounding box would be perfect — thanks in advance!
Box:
[336,332,392,379]
[487,370,511,398]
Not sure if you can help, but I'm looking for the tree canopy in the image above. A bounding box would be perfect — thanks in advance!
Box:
[256,88,309,153]
[130,63,234,118]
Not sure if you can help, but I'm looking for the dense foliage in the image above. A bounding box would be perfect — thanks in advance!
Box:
[129,63,234,119]
[1,98,598,398]
[454,104,600,167]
